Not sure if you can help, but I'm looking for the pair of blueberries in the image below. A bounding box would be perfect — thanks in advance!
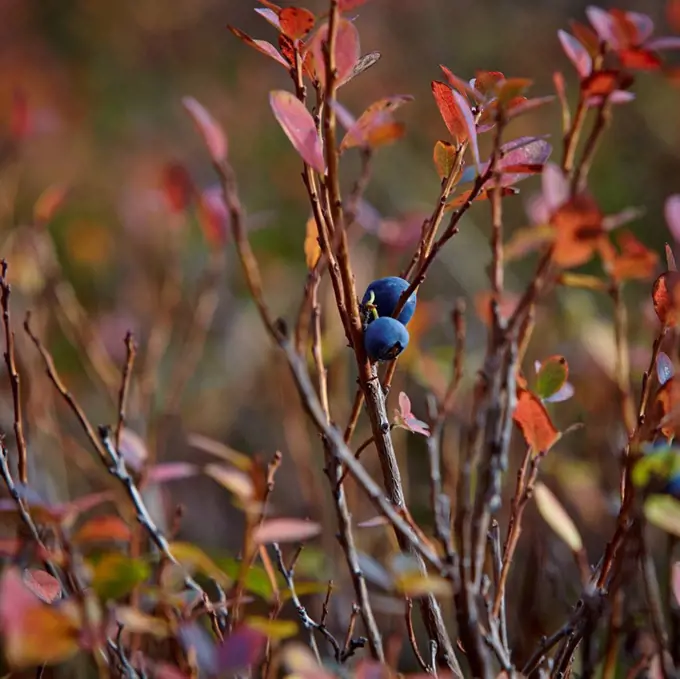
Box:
[360,276,416,362]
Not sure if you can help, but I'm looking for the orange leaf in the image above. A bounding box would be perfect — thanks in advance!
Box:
[304,216,321,268]
[73,515,132,545]
[609,232,659,281]
[655,376,680,437]
[269,90,325,173]
[512,388,560,452]
[279,7,315,41]
[0,568,80,669]
[227,26,289,68]
[551,195,604,268]
[182,97,228,164]
[340,95,413,151]
[445,186,518,210]
[34,185,68,225]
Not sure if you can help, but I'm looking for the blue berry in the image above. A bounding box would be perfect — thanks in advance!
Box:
[364,317,410,362]
[361,276,417,326]
[665,474,680,497]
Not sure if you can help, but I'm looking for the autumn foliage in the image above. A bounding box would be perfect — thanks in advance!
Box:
[2,1,680,679]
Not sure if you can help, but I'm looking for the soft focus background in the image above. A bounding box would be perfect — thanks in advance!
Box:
[1,0,680,668]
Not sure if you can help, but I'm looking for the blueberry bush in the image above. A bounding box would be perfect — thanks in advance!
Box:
[2,1,680,678]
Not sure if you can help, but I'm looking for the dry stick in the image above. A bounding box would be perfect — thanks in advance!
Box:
[601,590,623,679]
[310,273,330,419]
[0,441,64,587]
[165,252,225,413]
[24,317,213,600]
[0,261,28,483]
[319,5,461,672]
[273,544,335,663]
[405,598,432,674]
[115,332,136,453]
[492,446,541,619]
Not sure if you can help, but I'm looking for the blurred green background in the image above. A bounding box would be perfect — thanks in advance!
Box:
[1,0,680,667]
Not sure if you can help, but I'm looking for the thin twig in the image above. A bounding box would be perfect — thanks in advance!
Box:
[115,332,136,453]
[0,261,29,483]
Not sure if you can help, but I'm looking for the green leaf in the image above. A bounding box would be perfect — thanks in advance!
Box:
[218,557,279,601]
[536,355,569,401]
[245,616,298,639]
[644,495,680,537]
[169,542,231,588]
[633,445,680,487]
[90,554,150,601]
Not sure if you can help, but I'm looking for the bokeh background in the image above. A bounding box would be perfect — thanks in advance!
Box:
[1,0,680,669]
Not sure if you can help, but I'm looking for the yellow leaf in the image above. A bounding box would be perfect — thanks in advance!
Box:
[644,495,680,537]
[393,572,452,598]
[205,464,255,502]
[115,606,171,638]
[533,482,583,552]
[186,433,252,470]
[245,616,298,639]
[168,542,231,587]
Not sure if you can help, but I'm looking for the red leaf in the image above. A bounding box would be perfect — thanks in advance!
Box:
[279,7,315,40]
[269,90,325,173]
[439,64,483,102]
[10,88,30,140]
[198,185,230,247]
[340,95,413,151]
[473,70,505,95]
[618,48,662,70]
[558,30,592,78]
[252,518,321,544]
[182,97,228,164]
[581,70,632,98]
[513,388,560,452]
[339,0,370,9]
[227,26,289,68]
[161,163,194,213]
[569,20,601,55]
[652,271,680,326]
[431,81,468,141]
[309,19,360,87]
[551,194,604,268]
[666,195,680,243]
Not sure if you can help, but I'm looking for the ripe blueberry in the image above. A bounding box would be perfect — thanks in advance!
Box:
[364,316,410,362]
[361,276,417,327]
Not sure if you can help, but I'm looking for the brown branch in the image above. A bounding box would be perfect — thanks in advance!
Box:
[0,260,28,483]
[115,332,136,453]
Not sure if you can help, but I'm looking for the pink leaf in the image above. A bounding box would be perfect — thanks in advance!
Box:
[451,89,480,172]
[498,137,552,187]
[395,392,430,437]
[22,570,62,604]
[439,64,483,102]
[647,37,680,51]
[626,11,655,44]
[586,6,619,48]
[541,162,569,213]
[558,30,592,78]
[309,19,360,87]
[666,195,680,243]
[252,518,322,544]
[269,90,325,173]
[216,625,268,674]
[254,8,281,30]
[182,97,228,164]
[146,463,200,484]
[227,26,289,68]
